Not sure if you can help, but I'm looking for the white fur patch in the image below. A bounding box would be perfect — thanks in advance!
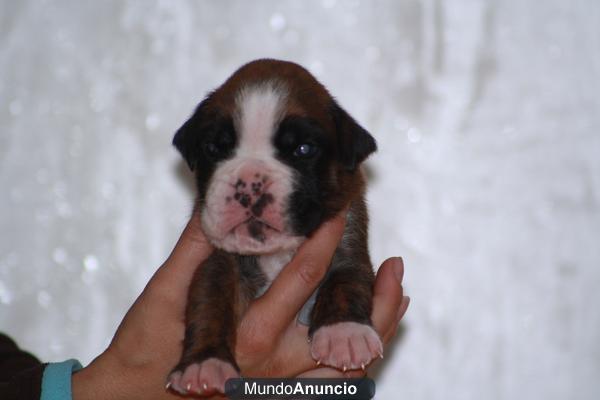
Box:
[258,250,295,283]
[235,82,288,159]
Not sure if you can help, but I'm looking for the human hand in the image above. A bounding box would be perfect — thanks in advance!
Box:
[72,213,214,400]
[72,211,409,400]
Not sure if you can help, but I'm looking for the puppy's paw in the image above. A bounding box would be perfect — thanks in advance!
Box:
[166,358,239,396]
[310,322,383,371]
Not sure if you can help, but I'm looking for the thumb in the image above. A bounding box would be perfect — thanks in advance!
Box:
[147,214,213,300]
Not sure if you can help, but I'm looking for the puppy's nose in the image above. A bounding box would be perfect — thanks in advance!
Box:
[228,165,274,215]
[234,170,270,197]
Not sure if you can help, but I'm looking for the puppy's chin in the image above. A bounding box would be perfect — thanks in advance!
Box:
[207,224,304,255]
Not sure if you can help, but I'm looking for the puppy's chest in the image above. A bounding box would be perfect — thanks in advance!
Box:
[253,249,316,325]
[257,250,295,285]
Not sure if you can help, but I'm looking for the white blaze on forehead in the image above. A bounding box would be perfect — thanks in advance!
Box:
[234,82,288,158]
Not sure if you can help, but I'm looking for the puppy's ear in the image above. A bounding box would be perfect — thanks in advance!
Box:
[172,100,209,171]
[331,101,377,171]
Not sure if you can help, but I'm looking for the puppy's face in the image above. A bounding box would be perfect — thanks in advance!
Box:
[174,60,376,255]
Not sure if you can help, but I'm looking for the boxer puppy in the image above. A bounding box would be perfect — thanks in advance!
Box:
[167,59,379,395]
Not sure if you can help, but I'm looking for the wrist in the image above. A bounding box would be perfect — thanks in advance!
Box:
[40,359,82,400]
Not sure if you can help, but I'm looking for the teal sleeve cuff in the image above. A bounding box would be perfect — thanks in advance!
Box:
[41,359,83,400]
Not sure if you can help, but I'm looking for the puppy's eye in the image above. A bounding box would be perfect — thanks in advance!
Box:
[204,142,220,158]
[293,143,317,158]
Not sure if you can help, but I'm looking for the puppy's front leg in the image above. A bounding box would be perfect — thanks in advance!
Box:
[308,263,381,372]
[167,250,241,396]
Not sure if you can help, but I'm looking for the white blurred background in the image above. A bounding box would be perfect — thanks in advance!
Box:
[1,1,599,399]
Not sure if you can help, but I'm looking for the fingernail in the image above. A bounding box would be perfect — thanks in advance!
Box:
[397,296,410,320]
[393,257,404,284]
[165,382,171,391]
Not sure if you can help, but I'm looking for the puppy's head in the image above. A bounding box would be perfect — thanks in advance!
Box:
[174,59,376,255]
